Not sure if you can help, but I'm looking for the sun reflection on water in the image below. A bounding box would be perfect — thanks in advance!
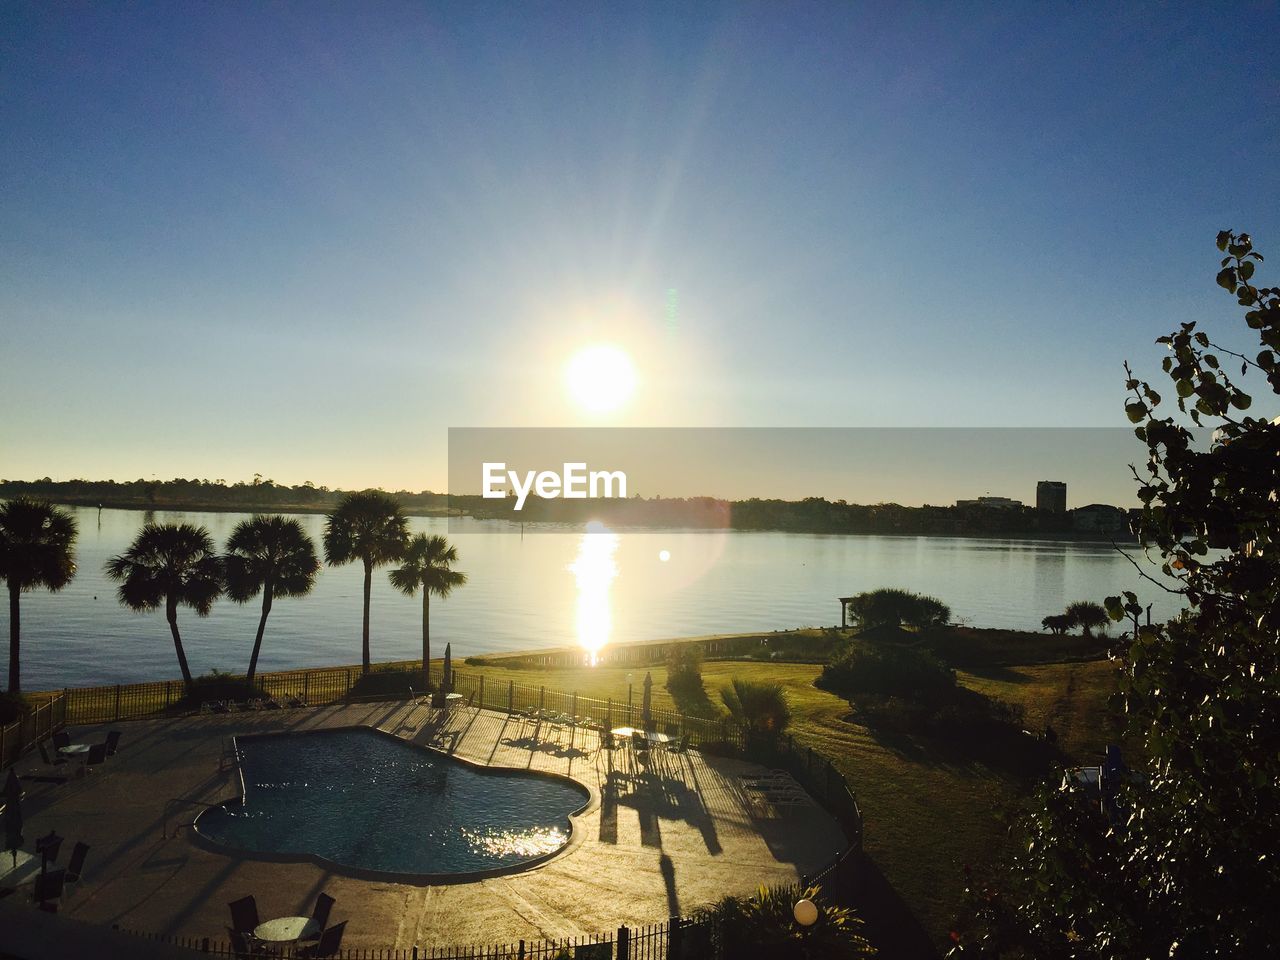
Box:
[461,826,569,859]
[569,522,619,666]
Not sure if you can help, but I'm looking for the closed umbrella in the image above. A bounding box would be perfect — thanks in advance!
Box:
[642,671,653,731]
[443,643,453,693]
[3,768,23,870]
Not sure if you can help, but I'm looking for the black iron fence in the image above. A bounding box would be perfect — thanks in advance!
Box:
[14,664,863,958]
[0,692,67,771]
[112,915,749,959]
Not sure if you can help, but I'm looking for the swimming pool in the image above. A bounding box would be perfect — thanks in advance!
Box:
[195,728,590,879]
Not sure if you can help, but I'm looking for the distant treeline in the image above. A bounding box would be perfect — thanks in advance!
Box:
[466,494,1137,540]
[0,477,451,515]
[1,479,1136,539]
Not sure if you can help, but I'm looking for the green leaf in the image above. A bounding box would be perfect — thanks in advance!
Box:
[1231,393,1252,410]
[1125,401,1148,423]
[1176,379,1195,398]
[1240,261,1255,281]
[1217,267,1238,290]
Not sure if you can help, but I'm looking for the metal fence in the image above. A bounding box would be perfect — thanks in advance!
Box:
[22,660,861,851]
[15,664,863,958]
[113,918,691,959]
[0,692,67,771]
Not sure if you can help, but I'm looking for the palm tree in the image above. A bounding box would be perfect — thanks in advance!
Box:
[0,499,78,694]
[322,491,409,674]
[104,523,223,687]
[389,534,467,691]
[1065,600,1109,637]
[224,516,320,684]
[720,677,792,736]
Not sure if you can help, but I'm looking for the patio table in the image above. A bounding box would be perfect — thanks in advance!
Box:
[254,916,320,944]
[58,743,92,777]
[609,727,673,745]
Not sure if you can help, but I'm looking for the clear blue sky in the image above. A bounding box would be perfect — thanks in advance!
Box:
[2,2,1277,495]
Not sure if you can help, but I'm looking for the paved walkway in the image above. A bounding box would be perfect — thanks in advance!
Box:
[3,701,846,955]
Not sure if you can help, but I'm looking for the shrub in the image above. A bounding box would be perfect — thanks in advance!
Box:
[175,670,260,708]
[817,642,956,700]
[692,883,875,959]
[1041,613,1073,635]
[0,692,30,726]
[665,643,704,694]
[349,667,417,700]
[720,678,792,736]
[846,588,951,630]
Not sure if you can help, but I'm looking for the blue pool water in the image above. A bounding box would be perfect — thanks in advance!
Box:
[195,728,589,877]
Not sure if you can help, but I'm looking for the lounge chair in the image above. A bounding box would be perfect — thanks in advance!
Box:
[65,842,90,885]
[228,894,260,934]
[309,891,335,934]
[52,731,71,750]
[104,731,122,755]
[302,921,347,958]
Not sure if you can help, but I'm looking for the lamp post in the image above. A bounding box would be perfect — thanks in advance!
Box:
[794,897,820,958]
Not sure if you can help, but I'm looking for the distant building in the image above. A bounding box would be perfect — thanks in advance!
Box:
[956,496,1024,510]
[1036,480,1067,513]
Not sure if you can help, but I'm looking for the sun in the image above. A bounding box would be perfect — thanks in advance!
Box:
[564,344,637,414]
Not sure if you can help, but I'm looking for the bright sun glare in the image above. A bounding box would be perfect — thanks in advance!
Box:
[565,344,636,414]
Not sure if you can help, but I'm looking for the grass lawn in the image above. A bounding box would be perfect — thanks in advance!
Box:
[455,652,1121,957]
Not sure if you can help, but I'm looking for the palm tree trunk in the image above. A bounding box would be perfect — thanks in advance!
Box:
[422,591,431,692]
[166,595,194,687]
[247,582,273,684]
[361,559,372,674]
[7,583,19,694]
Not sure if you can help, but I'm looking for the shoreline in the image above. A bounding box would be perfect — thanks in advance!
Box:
[27,496,1138,544]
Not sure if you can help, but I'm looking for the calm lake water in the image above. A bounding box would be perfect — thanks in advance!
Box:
[3,507,1183,691]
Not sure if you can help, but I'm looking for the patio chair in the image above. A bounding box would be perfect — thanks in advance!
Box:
[38,742,66,767]
[669,734,691,754]
[104,731,122,755]
[263,696,282,710]
[52,731,71,750]
[226,926,261,960]
[228,894,261,934]
[33,868,65,907]
[302,920,347,958]
[65,842,90,885]
[85,744,107,770]
[309,891,336,933]
[36,832,63,866]
[211,701,230,715]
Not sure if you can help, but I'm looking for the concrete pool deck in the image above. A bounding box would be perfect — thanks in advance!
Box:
[4,701,847,954]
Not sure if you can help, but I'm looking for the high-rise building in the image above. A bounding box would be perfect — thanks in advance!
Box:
[1037,480,1067,513]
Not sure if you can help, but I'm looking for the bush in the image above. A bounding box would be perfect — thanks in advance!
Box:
[349,667,418,700]
[692,883,875,959]
[817,642,956,700]
[177,670,260,707]
[0,692,30,726]
[665,642,706,696]
[846,588,951,630]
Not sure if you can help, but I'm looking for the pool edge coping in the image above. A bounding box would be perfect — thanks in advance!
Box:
[189,720,600,886]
